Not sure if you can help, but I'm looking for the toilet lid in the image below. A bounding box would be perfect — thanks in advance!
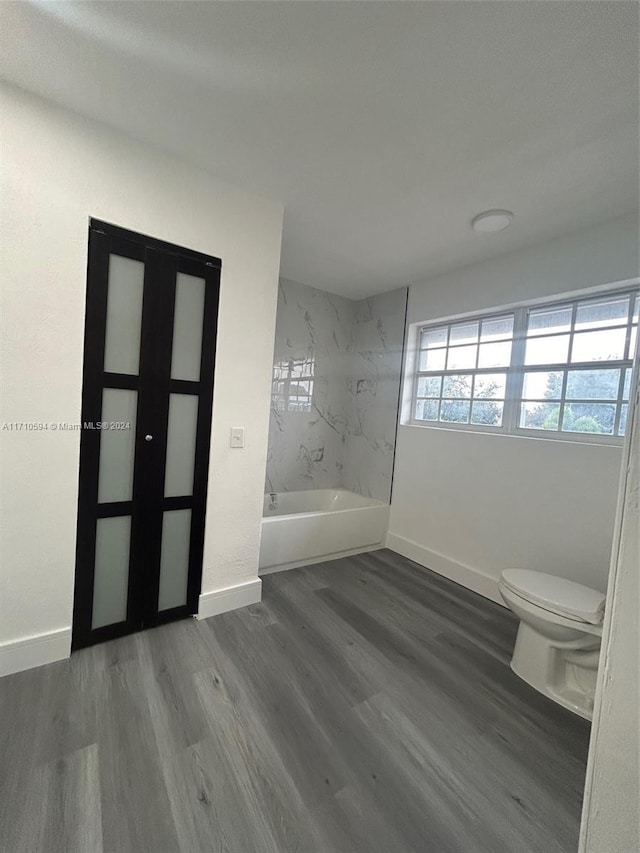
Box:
[501,570,606,625]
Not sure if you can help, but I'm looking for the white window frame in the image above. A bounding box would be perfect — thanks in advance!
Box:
[407,283,639,445]
[412,312,515,434]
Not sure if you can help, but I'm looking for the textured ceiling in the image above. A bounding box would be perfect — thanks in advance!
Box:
[1,1,638,298]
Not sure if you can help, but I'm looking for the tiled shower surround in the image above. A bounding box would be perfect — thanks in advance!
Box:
[265,278,407,503]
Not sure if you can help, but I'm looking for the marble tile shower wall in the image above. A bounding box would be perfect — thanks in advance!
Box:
[266,279,354,494]
[342,288,408,502]
[265,278,407,503]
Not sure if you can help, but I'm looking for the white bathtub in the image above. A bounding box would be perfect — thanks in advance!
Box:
[259,488,390,574]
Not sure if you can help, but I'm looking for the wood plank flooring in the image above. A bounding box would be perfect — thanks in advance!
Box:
[0,550,590,853]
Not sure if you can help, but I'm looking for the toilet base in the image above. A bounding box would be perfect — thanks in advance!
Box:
[511,622,600,720]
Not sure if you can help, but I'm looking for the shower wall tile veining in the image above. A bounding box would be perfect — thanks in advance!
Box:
[266,279,353,494]
[266,278,406,503]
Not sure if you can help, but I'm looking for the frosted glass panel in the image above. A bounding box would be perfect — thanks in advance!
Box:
[158,509,192,611]
[92,515,131,629]
[171,272,206,381]
[98,389,138,503]
[164,393,199,497]
[104,254,145,375]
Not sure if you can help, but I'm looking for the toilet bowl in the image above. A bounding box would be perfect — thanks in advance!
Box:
[499,569,605,720]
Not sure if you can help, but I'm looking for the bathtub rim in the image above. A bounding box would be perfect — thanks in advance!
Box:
[262,502,388,522]
[262,487,388,520]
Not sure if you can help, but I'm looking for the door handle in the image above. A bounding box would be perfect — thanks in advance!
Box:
[145,434,153,442]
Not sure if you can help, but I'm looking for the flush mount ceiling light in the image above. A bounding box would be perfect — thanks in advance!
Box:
[471,209,514,233]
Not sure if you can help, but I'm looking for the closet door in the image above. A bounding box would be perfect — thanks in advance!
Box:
[72,221,220,650]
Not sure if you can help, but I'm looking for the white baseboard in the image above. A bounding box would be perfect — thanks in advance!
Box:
[385,532,504,606]
[197,578,262,620]
[259,544,384,576]
[0,627,72,678]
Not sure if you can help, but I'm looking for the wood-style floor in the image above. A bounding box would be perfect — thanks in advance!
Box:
[0,550,590,853]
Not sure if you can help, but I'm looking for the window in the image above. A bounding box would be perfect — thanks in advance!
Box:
[272,356,315,412]
[415,315,513,428]
[411,288,639,440]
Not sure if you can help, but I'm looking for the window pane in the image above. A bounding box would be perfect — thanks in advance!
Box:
[522,371,563,400]
[473,373,506,399]
[619,405,628,436]
[527,306,572,337]
[623,369,631,401]
[419,348,446,372]
[421,327,447,349]
[442,375,472,398]
[440,400,470,423]
[480,316,514,342]
[561,403,615,435]
[471,400,503,426]
[571,328,626,362]
[524,335,570,365]
[450,322,478,346]
[416,399,439,421]
[520,402,560,430]
[477,341,512,368]
[446,345,477,370]
[417,375,442,398]
[575,296,629,331]
[565,369,620,401]
[630,326,637,358]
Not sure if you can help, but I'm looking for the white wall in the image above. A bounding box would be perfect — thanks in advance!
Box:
[579,359,639,853]
[0,84,283,674]
[389,214,639,602]
[405,214,639,325]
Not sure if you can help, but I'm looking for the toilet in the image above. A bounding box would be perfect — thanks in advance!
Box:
[499,569,605,720]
